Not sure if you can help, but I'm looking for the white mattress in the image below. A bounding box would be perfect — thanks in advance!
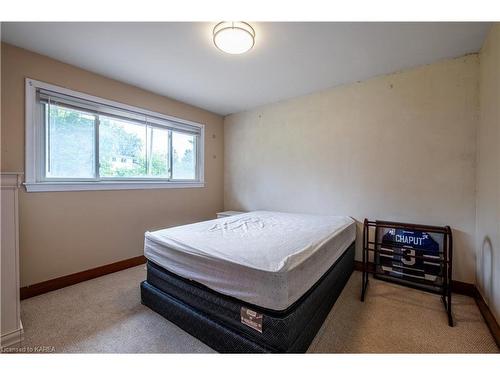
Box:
[144,211,356,311]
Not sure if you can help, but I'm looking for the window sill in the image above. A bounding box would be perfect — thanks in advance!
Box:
[24,181,205,192]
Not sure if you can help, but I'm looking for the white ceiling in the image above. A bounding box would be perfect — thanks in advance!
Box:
[1,22,491,115]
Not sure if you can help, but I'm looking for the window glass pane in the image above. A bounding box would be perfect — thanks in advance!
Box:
[172,131,196,180]
[147,126,169,177]
[45,104,95,178]
[99,115,147,178]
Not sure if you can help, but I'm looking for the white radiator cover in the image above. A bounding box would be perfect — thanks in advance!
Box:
[1,173,24,347]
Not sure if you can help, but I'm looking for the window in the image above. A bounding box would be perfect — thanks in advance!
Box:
[25,78,204,192]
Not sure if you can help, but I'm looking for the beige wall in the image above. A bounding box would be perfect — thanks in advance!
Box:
[477,24,500,321]
[1,43,224,287]
[225,55,479,283]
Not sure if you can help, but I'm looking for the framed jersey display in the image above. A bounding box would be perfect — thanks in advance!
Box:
[375,227,444,291]
[361,219,454,326]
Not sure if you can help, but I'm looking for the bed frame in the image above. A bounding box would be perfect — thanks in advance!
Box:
[141,241,355,353]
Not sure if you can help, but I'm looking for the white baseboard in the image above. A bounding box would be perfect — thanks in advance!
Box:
[1,323,24,348]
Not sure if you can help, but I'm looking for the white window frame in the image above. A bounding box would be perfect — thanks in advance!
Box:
[25,78,205,192]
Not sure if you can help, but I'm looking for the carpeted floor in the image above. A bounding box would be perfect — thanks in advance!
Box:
[12,266,498,353]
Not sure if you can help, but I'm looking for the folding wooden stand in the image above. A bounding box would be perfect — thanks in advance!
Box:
[360,219,454,327]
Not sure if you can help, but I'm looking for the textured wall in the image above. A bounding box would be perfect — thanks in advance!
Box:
[1,43,224,286]
[225,55,479,283]
[477,24,500,321]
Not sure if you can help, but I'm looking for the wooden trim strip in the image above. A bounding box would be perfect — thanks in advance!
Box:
[473,288,500,348]
[354,260,373,273]
[20,255,147,300]
[451,279,476,297]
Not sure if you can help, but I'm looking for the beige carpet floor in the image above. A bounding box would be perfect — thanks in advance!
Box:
[13,266,498,353]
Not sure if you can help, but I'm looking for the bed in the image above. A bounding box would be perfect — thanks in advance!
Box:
[141,211,356,353]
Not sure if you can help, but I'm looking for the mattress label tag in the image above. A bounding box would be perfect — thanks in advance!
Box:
[240,307,263,333]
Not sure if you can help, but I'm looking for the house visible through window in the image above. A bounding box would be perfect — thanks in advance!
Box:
[25,78,204,192]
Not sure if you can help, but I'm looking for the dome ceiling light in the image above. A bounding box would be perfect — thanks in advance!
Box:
[213,22,255,55]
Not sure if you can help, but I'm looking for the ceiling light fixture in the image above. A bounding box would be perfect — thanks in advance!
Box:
[213,22,255,55]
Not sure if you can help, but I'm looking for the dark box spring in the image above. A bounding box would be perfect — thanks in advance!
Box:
[141,241,355,353]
